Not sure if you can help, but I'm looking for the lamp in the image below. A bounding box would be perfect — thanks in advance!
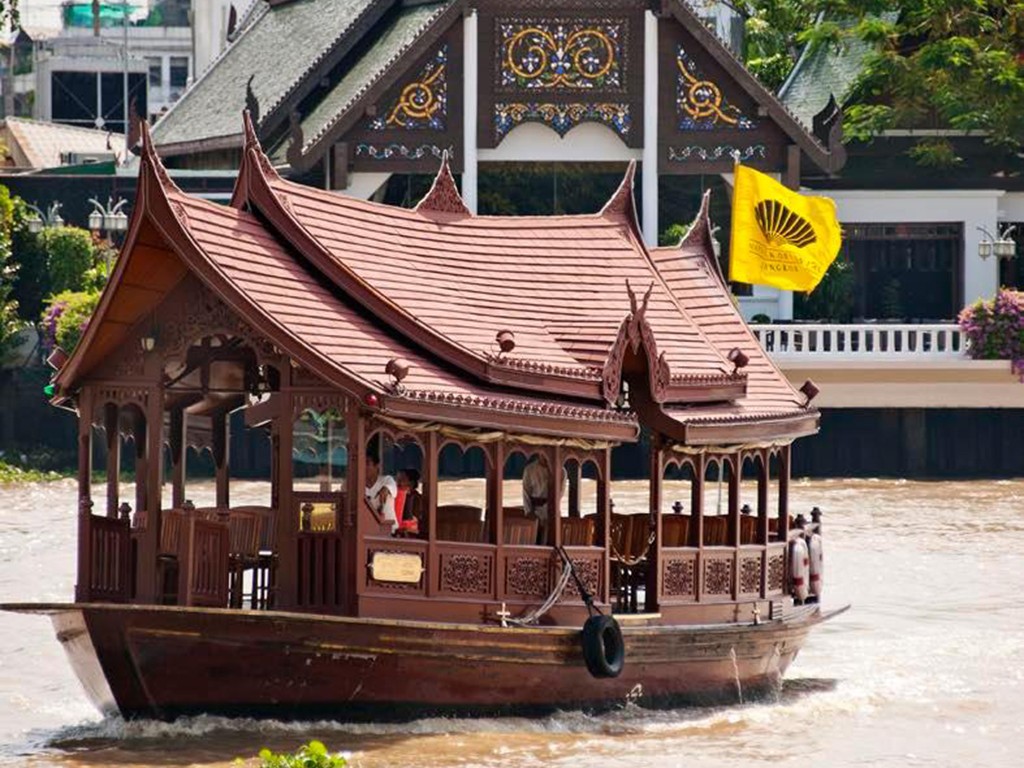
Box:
[977,225,1018,260]
[496,329,516,355]
[727,347,749,373]
[25,201,62,233]
[384,357,410,387]
[140,335,156,352]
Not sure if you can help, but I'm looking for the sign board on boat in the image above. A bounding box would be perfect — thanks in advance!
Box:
[370,552,424,584]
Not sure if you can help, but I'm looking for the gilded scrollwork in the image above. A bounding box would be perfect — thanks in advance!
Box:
[676,45,756,131]
[370,46,447,131]
[498,19,625,91]
[494,102,630,140]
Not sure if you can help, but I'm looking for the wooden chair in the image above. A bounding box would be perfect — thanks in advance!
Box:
[437,505,483,524]
[740,515,758,545]
[232,505,277,609]
[662,515,689,547]
[503,517,538,545]
[227,511,264,609]
[502,505,528,518]
[157,509,188,604]
[437,519,485,543]
[703,516,729,546]
[561,517,595,546]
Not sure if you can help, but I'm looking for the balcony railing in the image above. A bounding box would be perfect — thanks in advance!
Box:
[751,323,968,359]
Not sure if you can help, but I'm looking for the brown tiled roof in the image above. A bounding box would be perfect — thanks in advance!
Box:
[240,136,739,404]
[649,192,817,435]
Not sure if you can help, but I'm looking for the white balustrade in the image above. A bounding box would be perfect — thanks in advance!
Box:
[750,323,969,360]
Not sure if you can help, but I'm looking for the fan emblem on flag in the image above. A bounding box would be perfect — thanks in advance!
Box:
[754,200,817,248]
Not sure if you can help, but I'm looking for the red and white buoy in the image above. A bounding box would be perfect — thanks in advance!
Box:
[789,536,810,603]
[808,532,824,600]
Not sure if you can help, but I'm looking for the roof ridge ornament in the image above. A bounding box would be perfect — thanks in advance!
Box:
[415,151,471,216]
[242,109,281,180]
[139,119,181,193]
[599,159,637,218]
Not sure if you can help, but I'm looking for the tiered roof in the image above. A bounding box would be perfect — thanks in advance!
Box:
[56,117,816,445]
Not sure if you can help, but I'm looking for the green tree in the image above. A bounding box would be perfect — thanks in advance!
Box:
[0,184,21,361]
[38,226,96,295]
[724,1,1024,161]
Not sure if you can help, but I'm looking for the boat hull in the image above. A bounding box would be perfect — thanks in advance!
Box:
[5,603,839,720]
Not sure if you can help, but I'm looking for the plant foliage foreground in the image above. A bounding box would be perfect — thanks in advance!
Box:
[256,741,348,768]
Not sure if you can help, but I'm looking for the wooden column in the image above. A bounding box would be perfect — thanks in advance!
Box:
[135,386,164,603]
[490,441,505,603]
[213,411,230,508]
[691,452,705,601]
[134,419,147,528]
[548,446,563,548]
[567,460,580,517]
[778,445,791,541]
[646,434,664,612]
[423,430,439,598]
[104,402,120,517]
[169,408,186,509]
[75,387,95,602]
[599,447,612,604]
[729,453,742,601]
[757,451,769,545]
[274,390,296,609]
[690,453,705,548]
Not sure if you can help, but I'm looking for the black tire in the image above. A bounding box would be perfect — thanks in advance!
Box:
[580,614,625,678]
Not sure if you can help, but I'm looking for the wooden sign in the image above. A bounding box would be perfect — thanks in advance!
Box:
[370,552,423,584]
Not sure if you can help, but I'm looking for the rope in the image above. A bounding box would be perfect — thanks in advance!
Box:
[504,559,573,627]
[609,530,655,567]
[668,439,793,456]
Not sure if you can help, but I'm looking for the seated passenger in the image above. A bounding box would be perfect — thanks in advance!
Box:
[395,468,423,535]
[365,453,397,532]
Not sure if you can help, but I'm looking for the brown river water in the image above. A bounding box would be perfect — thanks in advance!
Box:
[1,478,1023,767]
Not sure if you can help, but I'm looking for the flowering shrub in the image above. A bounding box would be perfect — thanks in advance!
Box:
[957,289,1024,379]
[40,290,100,354]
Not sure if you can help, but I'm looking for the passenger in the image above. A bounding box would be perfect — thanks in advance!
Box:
[365,453,398,532]
[521,453,567,544]
[395,468,423,535]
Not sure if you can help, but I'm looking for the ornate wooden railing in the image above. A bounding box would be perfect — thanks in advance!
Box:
[659,541,790,605]
[86,514,131,603]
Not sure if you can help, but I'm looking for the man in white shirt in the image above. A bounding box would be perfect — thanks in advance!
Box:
[521,453,566,544]
[365,453,398,532]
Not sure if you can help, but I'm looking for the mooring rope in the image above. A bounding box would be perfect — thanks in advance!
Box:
[504,559,573,627]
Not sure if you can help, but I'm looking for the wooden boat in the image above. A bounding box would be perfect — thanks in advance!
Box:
[3,117,841,721]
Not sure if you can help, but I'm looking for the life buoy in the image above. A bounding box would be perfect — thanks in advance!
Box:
[789,537,810,604]
[581,615,625,679]
[807,533,824,600]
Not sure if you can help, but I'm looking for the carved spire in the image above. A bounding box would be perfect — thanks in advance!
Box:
[599,159,637,218]
[415,151,471,216]
[245,74,260,127]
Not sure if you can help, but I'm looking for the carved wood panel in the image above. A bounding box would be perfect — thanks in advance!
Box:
[559,552,601,602]
[739,554,762,595]
[439,551,494,596]
[767,551,786,594]
[505,554,551,598]
[661,554,696,599]
[703,555,733,597]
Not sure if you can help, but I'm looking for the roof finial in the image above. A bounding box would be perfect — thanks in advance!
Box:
[242,109,280,179]
[139,119,180,192]
[599,159,637,218]
[415,151,471,216]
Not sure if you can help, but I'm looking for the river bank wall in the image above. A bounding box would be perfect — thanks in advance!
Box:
[4,368,1023,479]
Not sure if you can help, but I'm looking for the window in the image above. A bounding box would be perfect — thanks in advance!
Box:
[169,56,189,94]
[146,57,162,88]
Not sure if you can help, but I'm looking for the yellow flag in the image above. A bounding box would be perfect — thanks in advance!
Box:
[728,164,842,292]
